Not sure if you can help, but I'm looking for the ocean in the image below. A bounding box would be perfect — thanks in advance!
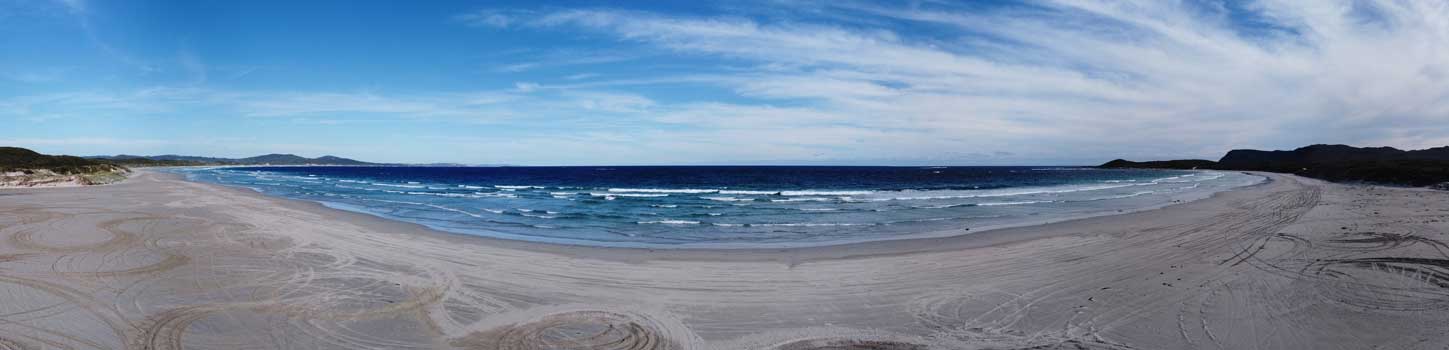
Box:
[177,166,1262,248]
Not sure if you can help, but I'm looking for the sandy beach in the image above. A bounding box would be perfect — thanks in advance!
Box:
[1,169,1446,349]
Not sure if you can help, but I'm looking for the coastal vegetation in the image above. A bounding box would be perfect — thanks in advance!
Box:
[0,147,130,187]
[1102,144,1449,187]
[103,157,211,167]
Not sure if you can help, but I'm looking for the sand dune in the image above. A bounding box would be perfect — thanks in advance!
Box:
[0,170,1446,349]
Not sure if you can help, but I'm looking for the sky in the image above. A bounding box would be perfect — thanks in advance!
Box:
[2,0,1448,165]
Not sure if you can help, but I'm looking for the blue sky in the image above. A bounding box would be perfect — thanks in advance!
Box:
[3,0,1448,165]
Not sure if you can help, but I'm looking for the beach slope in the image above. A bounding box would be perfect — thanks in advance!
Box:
[0,170,1446,349]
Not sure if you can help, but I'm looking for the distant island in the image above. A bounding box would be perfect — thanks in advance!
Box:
[1102,144,1449,187]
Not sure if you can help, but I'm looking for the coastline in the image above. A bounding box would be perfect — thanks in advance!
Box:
[4,167,1448,349]
[166,167,1263,254]
[160,169,1270,261]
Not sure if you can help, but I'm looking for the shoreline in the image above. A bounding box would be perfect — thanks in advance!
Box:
[156,168,1273,262]
[4,162,1448,348]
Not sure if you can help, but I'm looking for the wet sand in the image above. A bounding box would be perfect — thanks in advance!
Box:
[1,170,1447,349]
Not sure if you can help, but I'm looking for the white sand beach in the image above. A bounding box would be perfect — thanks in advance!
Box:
[1,170,1447,349]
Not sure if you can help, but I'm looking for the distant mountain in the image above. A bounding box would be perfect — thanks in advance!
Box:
[236,154,312,164]
[150,154,239,163]
[1102,144,1449,187]
[1099,159,1217,170]
[312,155,373,165]
[86,153,378,166]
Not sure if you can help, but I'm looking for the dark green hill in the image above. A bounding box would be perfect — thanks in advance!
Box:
[1102,144,1449,187]
[1,147,123,174]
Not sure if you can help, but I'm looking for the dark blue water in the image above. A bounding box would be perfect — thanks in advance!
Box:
[179,166,1261,248]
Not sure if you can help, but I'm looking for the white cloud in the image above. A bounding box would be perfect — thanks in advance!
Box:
[563,73,600,80]
[489,50,641,73]
[512,82,540,93]
[494,1,1449,162]
[454,9,530,28]
[565,91,655,113]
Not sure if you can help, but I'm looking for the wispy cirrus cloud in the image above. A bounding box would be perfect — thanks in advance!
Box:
[492,52,641,73]
[448,0,1449,162]
[452,9,535,28]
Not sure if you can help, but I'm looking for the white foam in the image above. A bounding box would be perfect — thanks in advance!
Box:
[770,197,833,202]
[637,220,700,225]
[357,198,427,206]
[977,200,1054,206]
[712,222,870,227]
[780,190,873,196]
[423,204,483,218]
[475,192,519,198]
[591,193,668,198]
[719,190,779,195]
[702,196,753,202]
[405,191,478,198]
[912,203,965,209]
[608,188,719,194]
[852,183,1142,202]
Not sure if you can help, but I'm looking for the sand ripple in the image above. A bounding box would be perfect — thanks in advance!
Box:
[452,310,683,350]
[773,338,926,350]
